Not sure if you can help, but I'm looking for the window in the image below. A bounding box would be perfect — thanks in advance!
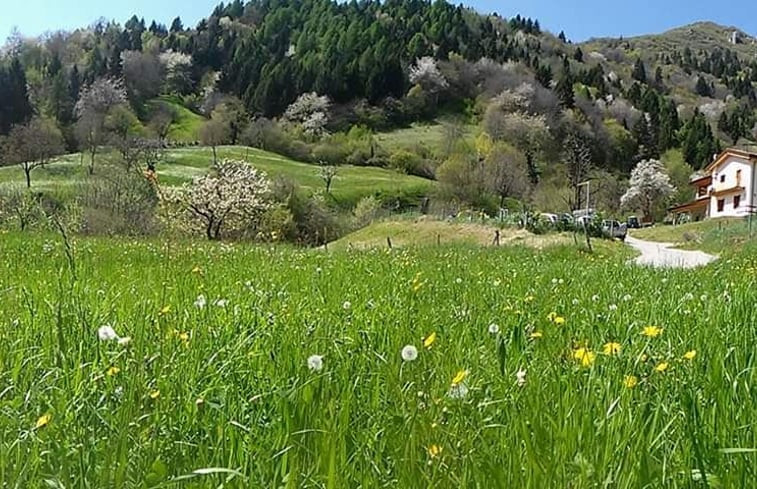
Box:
[717,199,725,212]
[698,185,708,197]
[734,195,741,208]
[720,175,726,183]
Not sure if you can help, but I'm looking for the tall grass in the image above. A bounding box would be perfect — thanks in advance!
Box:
[0,232,754,487]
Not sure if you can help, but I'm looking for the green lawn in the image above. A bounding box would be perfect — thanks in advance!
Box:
[632,218,757,252]
[0,232,753,487]
[146,96,206,143]
[0,146,435,208]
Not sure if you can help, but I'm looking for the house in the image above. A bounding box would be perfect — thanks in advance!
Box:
[671,148,757,220]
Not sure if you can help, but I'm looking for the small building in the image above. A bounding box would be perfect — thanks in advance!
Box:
[671,148,757,219]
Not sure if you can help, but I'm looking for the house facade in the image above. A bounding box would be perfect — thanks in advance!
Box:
[671,148,757,219]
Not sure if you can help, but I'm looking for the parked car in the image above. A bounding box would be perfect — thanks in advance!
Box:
[540,213,559,225]
[627,216,640,229]
[602,219,627,241]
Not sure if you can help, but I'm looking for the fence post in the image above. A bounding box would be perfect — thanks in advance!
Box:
[387,237,392,249]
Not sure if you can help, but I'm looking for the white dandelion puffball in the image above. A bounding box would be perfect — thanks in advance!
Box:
[117,336,132,346]
[307,354,324,372]
[401,345,418,362]
[214,298,228,308]
[98,325,119,341]
[343,301,351,310]
[609,304,618,311]
[623,294,633,302]
[592,294,600,302]
[488,323,500,335]
[194,294,207,309]
[516,369,527,387]
[447,382,469,399]
[572,299,580,306]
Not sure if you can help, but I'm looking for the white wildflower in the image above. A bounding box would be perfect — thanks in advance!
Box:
[572,299,580,306]
[117,336,132,346]
[455,278,462,284]
[194,294,207,309]
[700,294,707,302]
[488,323,500,335]
[97,325,119,341]
[343,301,351,310]
[592,295,600,302]
[609,304,618,311]
[623,294,632,302]
[516,369,527,387]
[401,345,418,362]
[307,354,324,372]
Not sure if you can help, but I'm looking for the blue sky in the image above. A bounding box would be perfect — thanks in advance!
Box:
[2,0,756,42]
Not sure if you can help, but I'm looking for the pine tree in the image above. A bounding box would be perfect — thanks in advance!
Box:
[573,47,583,62]
[695,76,712,97]
[170,17,184,33]
[632,58,647,83]
[555,66,575,109]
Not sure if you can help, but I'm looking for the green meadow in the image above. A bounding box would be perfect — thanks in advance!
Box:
[0,231,754,487]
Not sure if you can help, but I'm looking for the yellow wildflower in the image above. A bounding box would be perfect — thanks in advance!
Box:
[573,348,596,367]
[547,312,557,321]
[191,266,202,274]
[654,362,669,373]
[106,366,121,377]
[178,332,190,342]
[530,331,543,339]
[428,444,443,458]
[642,326,663,338]
[149,390,161,400]
[623,375,639,389]
[524,295,534,303]
[159,305,171,316]
[602,342,622,356]
[553,316,565,326]
[35,413,51,429]
[683,350,697,361]
[451,369,468,386]
[423,332,437,349]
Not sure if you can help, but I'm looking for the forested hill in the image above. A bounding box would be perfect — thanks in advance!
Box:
[2,0,757,186]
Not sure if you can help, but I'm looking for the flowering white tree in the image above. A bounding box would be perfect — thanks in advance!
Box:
[159,50,193,94]
[75,78,127,174]
[621,159,674,220]
[283,92,331,137]
[163,159,272,239]
[409,56,448,93]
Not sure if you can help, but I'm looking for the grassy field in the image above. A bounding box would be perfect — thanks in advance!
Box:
[0,231,754,487]
[374,120,477,157]
[330,217,573,250]
[0,146,434,208]
[633,218,757,252]
[146,96,206,143]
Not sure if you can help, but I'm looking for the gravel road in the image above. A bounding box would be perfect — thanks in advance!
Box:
[625,236,717,269]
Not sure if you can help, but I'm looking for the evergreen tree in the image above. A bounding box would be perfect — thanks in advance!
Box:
[170,17,184,33]
[555,66,575,109]
[573,47,583,62]
[695,76,712,97]
[632,58,647,83]
[0,58,34,135]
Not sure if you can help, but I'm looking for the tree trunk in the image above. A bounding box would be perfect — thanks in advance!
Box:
[212,145,217,166]
[89,147,96,175]
[206,220,214,240]
[24,166,31,188]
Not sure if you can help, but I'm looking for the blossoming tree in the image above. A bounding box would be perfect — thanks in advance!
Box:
[621,159,674,220]
[163,159,272,239]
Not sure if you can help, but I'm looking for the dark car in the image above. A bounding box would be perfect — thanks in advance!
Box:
[627,216,640,229]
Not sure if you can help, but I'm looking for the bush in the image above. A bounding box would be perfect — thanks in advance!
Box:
[389,150,435,178]
[352,195,383,229]
[78,166,159,236]
[312,142,350,165]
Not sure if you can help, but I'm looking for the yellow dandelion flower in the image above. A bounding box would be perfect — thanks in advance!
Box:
[159,305,171,316]
[191,266,202,274]
[35,413,51,429]
[553,316,565,326]
[623,375,639,389]
[683,350,697,361]
[423,332,437,349]
[428,444,443,458]
[642,326,663,338]
[149,390,161,400]
[654,362,669,373]
[547,312,557,321]
[178,332,190,342]
[451,369,468,386]
[573,348,596,367]
[524,295,534,303]
[530,331,543,339]
[602,342,622,356]
[106,366,121,377]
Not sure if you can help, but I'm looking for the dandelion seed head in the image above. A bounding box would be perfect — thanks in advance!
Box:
[307,354,324,371]
[97,325,119,341]
[401,345,418,362]
[488,323,500,335]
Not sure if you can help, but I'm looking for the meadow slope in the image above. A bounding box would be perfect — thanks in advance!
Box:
[0,233,754,487]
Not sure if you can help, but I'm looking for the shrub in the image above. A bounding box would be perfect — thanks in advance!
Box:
[352,196,383,229]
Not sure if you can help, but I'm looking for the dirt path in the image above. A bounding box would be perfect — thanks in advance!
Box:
[625,236,717,269]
